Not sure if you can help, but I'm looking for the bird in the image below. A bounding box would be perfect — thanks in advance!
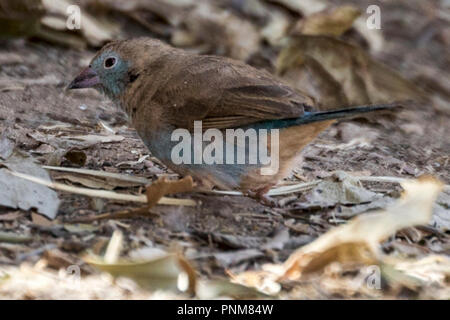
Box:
[68,38,398,206]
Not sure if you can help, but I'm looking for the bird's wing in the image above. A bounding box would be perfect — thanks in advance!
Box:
[151,55,315,131]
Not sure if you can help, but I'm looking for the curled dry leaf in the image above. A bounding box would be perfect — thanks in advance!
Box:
[283,176,443,279]
[277,35,424,110]
[85,233,196,294]
[146,176,194,208]
[271,0,384,51]
[232,176,443,294]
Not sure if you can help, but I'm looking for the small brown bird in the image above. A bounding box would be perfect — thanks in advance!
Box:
[68,38,396,205]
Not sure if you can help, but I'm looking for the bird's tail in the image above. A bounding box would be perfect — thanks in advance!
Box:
[252,103,401,130]
[297,103,400,124]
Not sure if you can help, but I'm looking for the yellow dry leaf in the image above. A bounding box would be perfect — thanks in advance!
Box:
[85,231,196,294]
[232,176,443,294]
[282,176,443,280]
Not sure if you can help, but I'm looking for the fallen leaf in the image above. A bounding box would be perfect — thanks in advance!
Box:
[232,176,443,294]
[85,232,196,294]
[43,248,89,274]
[394,255,450,286]
[41,0,118,47]
[295,5,361,37]
[283,176,443,279]
[430,191,450,232]
[196,279,270,299]
[277,35,425,109]
[299,171,380,208]
[146,176,194,208]
[31,212,53,226]
[182,1,260,60]
[0,133,15,159]
[0,152,60,219]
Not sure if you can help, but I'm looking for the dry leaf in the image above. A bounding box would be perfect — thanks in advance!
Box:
[232,176,443,293]
[85,240,196,294]
[42,0,118,47]
[277,35,424,109]
[0,152,60,219]
[182,1,260,60]
[300,171,380,208]
[31,212,53,226]
[295,5,361,37]
[146,176,194,208]
[196,279,270,299]
[283,176,443,279]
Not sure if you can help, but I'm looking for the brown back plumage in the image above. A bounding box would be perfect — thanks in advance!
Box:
[98,38,316,132]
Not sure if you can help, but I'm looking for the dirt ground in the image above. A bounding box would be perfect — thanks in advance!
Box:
[0,0,449,299]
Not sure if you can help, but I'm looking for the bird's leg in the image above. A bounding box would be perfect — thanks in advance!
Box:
[247,186,278,207]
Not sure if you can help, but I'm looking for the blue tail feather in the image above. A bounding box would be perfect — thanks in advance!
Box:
[250,103,400,130]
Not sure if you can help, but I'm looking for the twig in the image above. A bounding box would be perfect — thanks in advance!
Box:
[43,166,150,184]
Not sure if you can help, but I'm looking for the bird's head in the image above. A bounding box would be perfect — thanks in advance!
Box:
[67,38,167,99]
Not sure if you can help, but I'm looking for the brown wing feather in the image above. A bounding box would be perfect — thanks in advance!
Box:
[149,55,315,131]
[114,39,316,131]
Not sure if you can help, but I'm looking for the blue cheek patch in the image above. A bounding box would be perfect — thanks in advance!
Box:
[93,52,130,98]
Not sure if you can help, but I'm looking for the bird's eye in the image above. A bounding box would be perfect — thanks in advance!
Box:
[104,57,117,69]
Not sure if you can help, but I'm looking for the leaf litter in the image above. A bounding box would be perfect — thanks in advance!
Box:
[0,0,449,300]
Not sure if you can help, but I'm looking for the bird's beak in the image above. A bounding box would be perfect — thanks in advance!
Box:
[67,66,100,90]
